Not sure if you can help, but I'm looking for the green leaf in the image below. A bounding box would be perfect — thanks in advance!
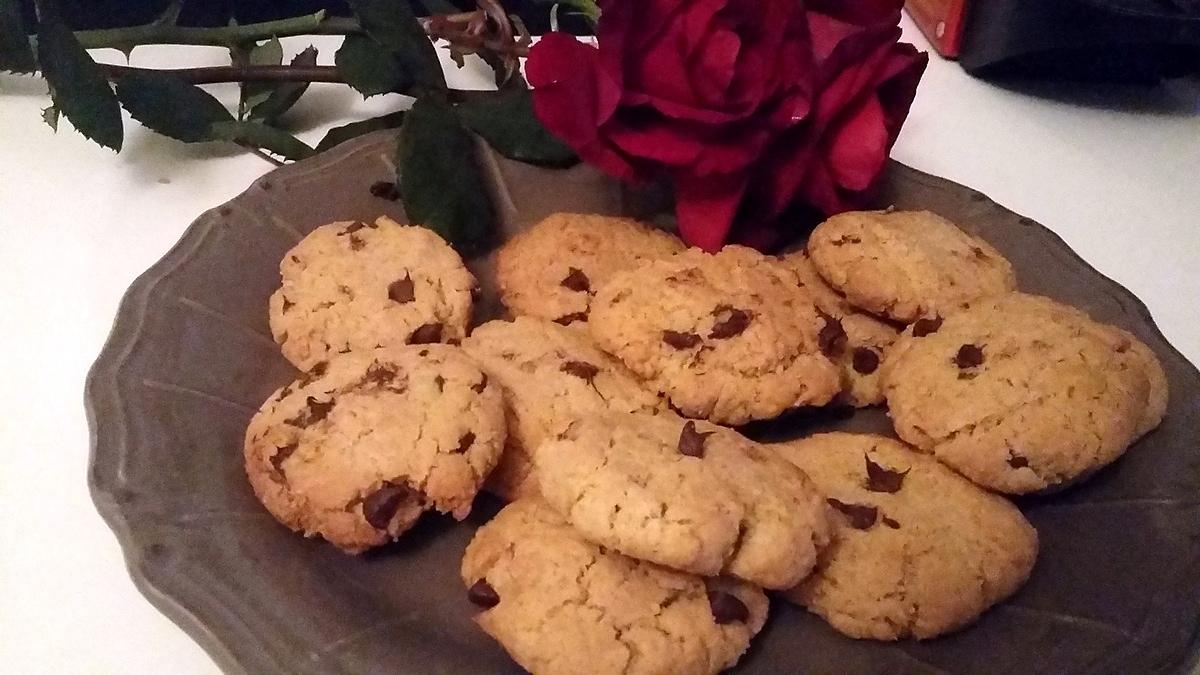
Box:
[347,0,445,91]
[115,70,234,142]
[535,0,599,24]
[36,5,123,150]
[114,70,312,161]
[335,34,410,97]
[397,97,493,254]
[457,89,577,167]
[240,36,283,118]
[42,105,59,131]
[316,110,406,152]
[211,121,315,162]
[0,0,36,73]
[250,45,317,123]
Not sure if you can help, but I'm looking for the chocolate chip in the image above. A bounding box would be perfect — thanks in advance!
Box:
[852,347,880,374]
[831,235,861,246]
[363,363,401,389]
[270,443,296,476]
[707,590,749,624]
[290,255,301,264]
[362,482,412,529]
[560,360,600,384]
[348,234,365,251]
[1008,454,1030,469]
[339,222,368,235]
[281,297,294,313]
[955,344,985,369]
[369,180,400,200]
[408,322,443,345]
[553,311,589,326]
[663,330,702,349]
[560,267,591,293]
[468,579,500,608]
[709,306,752,339]
[678,421,714,458]
[882,516,901,529]
[817,310,847,357]
[971,246,989,260]
[297,360,329,388]
[389,274,416,303]
[452,432,476,454]
[434,375,445,392]
[912,315,943,337]
[827,498,878,529]
[275,384,293,402]
[471,374,488,393]
[865,456,908,493]
[337,285,355,299]
[285,396,335,427]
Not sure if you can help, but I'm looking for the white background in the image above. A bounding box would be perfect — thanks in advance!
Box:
[1,17,1198,674]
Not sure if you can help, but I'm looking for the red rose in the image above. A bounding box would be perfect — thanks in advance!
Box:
[527,0,927,252]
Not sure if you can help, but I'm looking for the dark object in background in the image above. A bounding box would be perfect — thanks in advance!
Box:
[910,0,1200,83]
[18,0,573,34]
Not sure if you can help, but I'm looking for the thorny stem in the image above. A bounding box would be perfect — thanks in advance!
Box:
[63,7,529,57]
[99,62,346,84]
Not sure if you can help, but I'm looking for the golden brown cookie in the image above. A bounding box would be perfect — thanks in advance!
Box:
[461,317,665,500]
[778,249,899,406]
[535,411,831,589]
[808,210,1016,323]
[589,246,841,424]
[244,346,504,552]
[495,213,685,326]
[269,217,475,371]
[880,293,1163,494]
[774,433,1038,640]
[461,498,768,675]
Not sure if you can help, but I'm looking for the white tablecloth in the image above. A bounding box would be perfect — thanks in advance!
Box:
[1,19,1197,673]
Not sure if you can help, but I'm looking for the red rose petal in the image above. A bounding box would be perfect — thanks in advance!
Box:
[692,26,742,104]
[607,111,705,166]
[827,95,887,191]
[674,172,747,252]
[808,0,903,26]
[528,33,640,181]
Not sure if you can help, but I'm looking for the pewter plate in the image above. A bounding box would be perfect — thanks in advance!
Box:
[87,130,1200,674]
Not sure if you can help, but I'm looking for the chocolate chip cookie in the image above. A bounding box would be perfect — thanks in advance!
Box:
[808,210,1016,323]
[269,217,475,371]
[589,245,841,424]
[461,498,768,675]
[773,433,1038,640]
[535,411,831,589]
[495,212,685,327]
[461,317,666,500]
[881,293,1163,494]
[778,249,899,406]
[244,345,505,552]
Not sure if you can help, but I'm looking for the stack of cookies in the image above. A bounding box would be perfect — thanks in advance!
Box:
[242,209,1167,675]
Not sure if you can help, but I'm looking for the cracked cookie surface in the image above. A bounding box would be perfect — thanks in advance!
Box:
[778,249,899,406]
[773,433,1038,640]
[880,293,1162,494]
[534,412,831,589]
[269,217,475,371]
[244,345,505,552]
[461,498,767,675]
[496,213,684,327]
[808,210,1016,323]
[462,317,666,501]
[589,245,841,424]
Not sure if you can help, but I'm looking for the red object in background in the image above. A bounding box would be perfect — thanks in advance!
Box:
[906,0,969,57]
